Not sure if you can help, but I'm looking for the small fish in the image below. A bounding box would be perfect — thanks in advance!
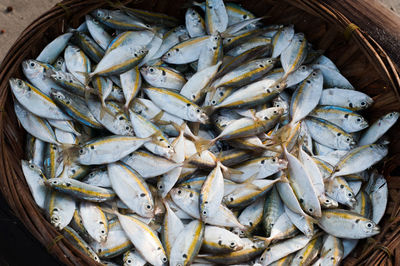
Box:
[45,178,115,202]
[317,209,380,239]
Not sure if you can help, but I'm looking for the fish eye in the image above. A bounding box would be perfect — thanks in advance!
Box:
[263,116,268,120]
[325,199,330,203]
[312,72,317,76]
[175,48,179,52]
[299,39,303,43]
[214,36,218,40]
[66,182,71,187]
[134,53,138,57]
[230,242,235,246]
[167,53,171,56]
[118,116,124,120]
[337,132,342,136]
[90,146,95,150]
[212,46,217,50]
[106,15,111,19]
[101,230,105,233]
[57,95,62,99]
[186,103,190,107]
[192,95,196,99]
[53,216,58,221]
[125,126,130,130]
[167,145,171,148]
[272,158,276,162]
[29,164,35,169]
[158,184,163,189]
[182,254,187,258]
[308,208,313,212]
[196,109,200,112]
[30,62,35,67]
[299,256,304,259]
[17,80,23,86]
[177,190,182,194]
[348,193,353,197]
[349,103,353,108]
[266,89,271,93]
[367,223,372,227]
[146,205,151,209]
[331,257,335,261]
[212,100,216,104]
[357,118,361,122]
[98,249,102,253]
[140,193,146,197]
[389,113,393,117]
[259,64,264,68]
[306,80,311,84]
[203,210,206,215]
[219,91,224,96]
[361,101,366,106]
[192,11,196,15]
[261,160,265,164]
[65,100,70,105]
[162,257,167,262]
[229,197,234,202]
[346,138,350,142]
[276,85,280,89]
[79,149,84,154]
[267,59,272,64]
[344,114,349,118]
[71,169,76,174]
[243,15,248,19]
[149,67,154,72]
[273,110,277,114]
[301,66,306,70]
[340,184,344,188]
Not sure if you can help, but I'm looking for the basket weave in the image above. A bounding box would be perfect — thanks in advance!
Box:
[0,0,399,265]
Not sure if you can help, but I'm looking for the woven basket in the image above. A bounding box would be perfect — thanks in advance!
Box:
[0,0,399,265]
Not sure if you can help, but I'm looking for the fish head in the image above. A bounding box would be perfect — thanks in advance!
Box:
[360,219,380,237]
[186,8,202,25]
[114,113,134,135]
[92,9,110,21]
[162,46,182,62]
[349,114,369,130]
[170,187,194,202]
[336,133,356,150]
[187,105,209,124]
[9,78,31,97]
[50,207,63,229]
[383,111,400,125]
[352,95,374,110]
[22,60,44,79]
[51,89,71,106]
[54,57,64,70]
[77,146,91,164]
[140,66,163,83]
[139,198,155,218]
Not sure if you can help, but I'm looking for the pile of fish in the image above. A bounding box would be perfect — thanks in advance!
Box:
[12,0,398,265]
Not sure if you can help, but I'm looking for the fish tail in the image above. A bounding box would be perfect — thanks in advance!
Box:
[194,137,218,154]
[279,173,290,183]
[101,201,119,215]
[304,213,318,225]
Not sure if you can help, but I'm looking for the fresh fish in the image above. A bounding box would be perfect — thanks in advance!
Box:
[359,112,399,145]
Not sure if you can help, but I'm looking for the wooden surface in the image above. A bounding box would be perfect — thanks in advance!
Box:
[325,0,400,70]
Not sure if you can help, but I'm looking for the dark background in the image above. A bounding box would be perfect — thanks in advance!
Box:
[0,193,60,265]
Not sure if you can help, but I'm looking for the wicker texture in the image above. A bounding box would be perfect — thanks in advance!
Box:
[0,0,399,265]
